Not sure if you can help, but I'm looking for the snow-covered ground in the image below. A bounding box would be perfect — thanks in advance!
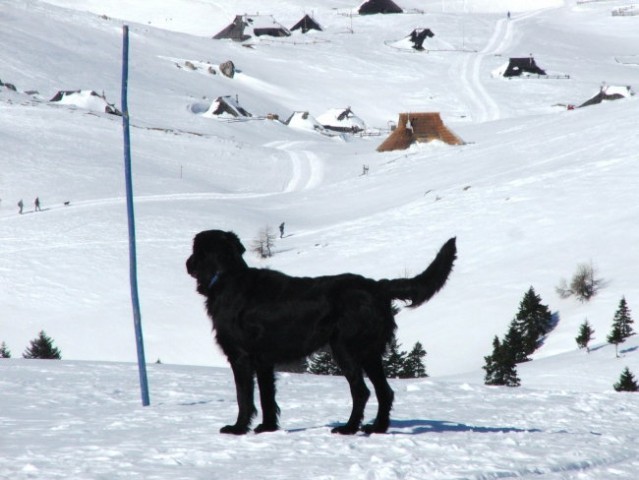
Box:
[3,355,639,480]
[2,0,639,476]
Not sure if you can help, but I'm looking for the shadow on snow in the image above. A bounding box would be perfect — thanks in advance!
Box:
[388,419,541,435]
[288,420,541,435]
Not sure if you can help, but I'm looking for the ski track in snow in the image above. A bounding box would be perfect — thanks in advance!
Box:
[267,141,325,193]
[456,10,548,123]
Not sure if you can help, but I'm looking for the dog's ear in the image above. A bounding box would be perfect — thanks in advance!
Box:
[225,231,246,256]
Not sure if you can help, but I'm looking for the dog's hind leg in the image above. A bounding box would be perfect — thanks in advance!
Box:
[330,343,370,434]
[254,364,280,433]
[361,356,394,434]
[221,359,257,435]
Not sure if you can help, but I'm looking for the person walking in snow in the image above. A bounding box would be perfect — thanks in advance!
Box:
[279,222,285,239]
[34,197,41,212]
[18,199,24,214]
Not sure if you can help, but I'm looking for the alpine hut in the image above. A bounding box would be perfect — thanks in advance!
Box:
[493,56,546,78]
[579,84,634,108]
[203,96,252,118]
[290,14,322,33]
[358,0,403,15]
[377,113,463,151]
[317,107,366,133]
[214,15,290,41]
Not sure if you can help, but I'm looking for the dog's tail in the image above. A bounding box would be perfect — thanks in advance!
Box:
[378,237,457,308]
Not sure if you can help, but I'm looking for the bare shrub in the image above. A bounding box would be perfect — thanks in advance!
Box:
[555,278,572,299]
[252,226,276,258]
[556,262,605,302]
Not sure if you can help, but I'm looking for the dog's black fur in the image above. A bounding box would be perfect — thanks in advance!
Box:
[186,230,456,435]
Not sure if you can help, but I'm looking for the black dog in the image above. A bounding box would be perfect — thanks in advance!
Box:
[186,230,456,435]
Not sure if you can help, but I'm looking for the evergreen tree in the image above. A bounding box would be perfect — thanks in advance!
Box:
[613,367,639,392]
[400,342,428,378]
[612,296,634,340]
[307,349,341,375]
[0,341,11,358]
[22,331,62,359]
[513,286,552,356]
[276,357,308,373]
[503,320,529,364]
[383,337,407,378]
[483,336,520,387]
[482,336,501,384]
[575,319,594,353]
[607,322,624,358]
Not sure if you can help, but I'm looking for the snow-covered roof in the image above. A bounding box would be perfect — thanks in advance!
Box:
[244,15,287,31]
[388,28,442,51]
[203,95,251,118]
[601,84,633,97]
[49,90,121,115]
[286,111,325,132]
[316,107,365,132]
[214,14,290,41]
[578,84,635,108]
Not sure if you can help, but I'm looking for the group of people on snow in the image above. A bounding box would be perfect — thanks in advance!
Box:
[15,197,42,214]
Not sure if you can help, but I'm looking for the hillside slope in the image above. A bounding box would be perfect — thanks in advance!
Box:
[1,0,638,379]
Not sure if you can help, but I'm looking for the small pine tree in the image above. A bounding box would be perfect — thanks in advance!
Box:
[607,322,624,358]
[483,336,500,384]
[400,342,428,378]
[483,336,520,387]
[307,349,341,375]
[22,331,62,359]
[383,337,407,378]
[612,296,634,340]
[613,367,639,392]
[513,286,552,357]
[575,319,594,353]
[0,341,11,358]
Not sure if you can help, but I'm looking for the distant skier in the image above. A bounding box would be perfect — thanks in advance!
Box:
[34,197,42,212]
[279,222,285,239]
[18,199,24,214]
[507,11,511,20]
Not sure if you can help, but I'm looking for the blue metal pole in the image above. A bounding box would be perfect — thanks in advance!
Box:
[121,25,150,407]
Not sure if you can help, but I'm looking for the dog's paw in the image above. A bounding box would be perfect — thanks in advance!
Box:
[331,424,359,435]
[361,422,389,434]
[254,423,279,434]
[220,424,250,435]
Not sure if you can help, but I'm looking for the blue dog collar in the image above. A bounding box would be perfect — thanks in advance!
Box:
[208,273,220,289]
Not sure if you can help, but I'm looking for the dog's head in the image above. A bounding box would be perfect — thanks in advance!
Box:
[186,230,247,294]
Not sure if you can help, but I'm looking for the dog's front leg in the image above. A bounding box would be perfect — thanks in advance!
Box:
[221,359,256,435]
[254,364,280,433]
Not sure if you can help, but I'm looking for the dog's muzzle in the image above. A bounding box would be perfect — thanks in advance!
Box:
[186,256,196,277]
